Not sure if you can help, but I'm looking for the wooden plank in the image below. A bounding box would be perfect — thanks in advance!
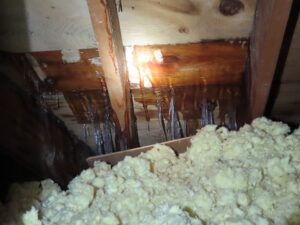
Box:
[87,136,192,166]
[87,0,139,149]
[29,49,104,91]
[131,42,248,88]
[0,0,256,52]
[0,0,96,52]
[28,41,248,92]
[249,0,293,119]
[118,0,256,46]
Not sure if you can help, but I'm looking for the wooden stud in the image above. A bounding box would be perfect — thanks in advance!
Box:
[249,0,293,119]
[87,0,139,149]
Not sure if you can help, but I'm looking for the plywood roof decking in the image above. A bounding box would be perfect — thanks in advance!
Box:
[119,0,256,46]
[0,0,96,52]
[0,0,256,52]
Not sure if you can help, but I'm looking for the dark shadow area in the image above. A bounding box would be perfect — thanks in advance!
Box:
[0,54,94,199]
[0,151,41,201]
[0,0,30,52]
[265,0,300,118]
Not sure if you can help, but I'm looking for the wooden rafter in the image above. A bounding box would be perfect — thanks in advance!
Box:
[87,0,139,149]
[249,0,293,119]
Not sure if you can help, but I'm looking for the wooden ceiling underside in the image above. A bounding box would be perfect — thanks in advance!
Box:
[0,0,256,52]
[2,0,257,151]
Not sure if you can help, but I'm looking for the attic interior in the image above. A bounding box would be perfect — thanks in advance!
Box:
[0,0,299,198]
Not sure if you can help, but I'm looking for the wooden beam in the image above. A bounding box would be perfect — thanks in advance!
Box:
[27,40,248,92]
[28,49,104,91]
[249,0,292,119]
[132,42,248,88]
[87,0,139,149]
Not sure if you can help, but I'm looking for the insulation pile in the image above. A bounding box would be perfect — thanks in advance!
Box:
[1,117,300,225]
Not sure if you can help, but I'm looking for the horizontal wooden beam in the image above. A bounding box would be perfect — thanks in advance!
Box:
[28,49,104,91]
[131,41,248,88]
[26,40,248,92]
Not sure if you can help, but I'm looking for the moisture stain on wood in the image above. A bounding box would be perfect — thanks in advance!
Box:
[132,41,248,88]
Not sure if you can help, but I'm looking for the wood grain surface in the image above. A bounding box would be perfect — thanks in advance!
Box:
[249,0,292,120]
[132,41,248,87]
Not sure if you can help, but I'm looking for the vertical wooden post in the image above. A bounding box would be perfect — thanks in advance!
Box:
[249,0,292,119]
[87,0,139,149]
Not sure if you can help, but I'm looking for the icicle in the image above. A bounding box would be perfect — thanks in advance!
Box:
[86,103,104,155]
[103,114,114,154]
[168,89,183,140]
[83,124,88,143]
[93,122,104,155]
[174,111,184,138]
[156,97,167,141]
[207,100,217,124]
[218,87,226,126]
[143,102,150,125]
[147,120,150,132]
[228,88,238,130]
[201,98,209,126]
[169,94,175,139]
[228,107,237,130]
[184,120,188,137]
[55,92,60,110]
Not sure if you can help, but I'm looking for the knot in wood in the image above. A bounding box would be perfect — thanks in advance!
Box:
[219,0,244,16]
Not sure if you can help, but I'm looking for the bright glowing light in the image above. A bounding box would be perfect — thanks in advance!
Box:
[125,47,140,85]
[153,49,163,63]
[137,51,152,64]
[125,47,162,88]
[143,73,152,88]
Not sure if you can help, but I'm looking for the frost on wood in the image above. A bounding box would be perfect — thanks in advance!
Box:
[1,117,300,225]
